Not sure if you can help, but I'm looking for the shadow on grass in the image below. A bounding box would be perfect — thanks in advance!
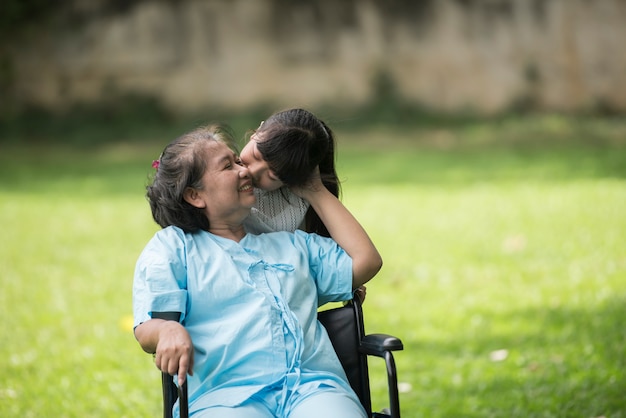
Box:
[2,128,626,197]
[1,109,625,194]
[338,144,626,187]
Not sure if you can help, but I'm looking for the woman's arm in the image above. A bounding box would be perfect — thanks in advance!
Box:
[134,319,194,386]
[293,173,382,289]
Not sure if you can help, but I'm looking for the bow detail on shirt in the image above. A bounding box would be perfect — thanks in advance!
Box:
[257,261,295,273]
[244,248,295,274]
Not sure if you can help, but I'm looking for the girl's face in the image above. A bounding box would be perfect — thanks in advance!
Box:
[240,132,284,192]
[184,141,255,226]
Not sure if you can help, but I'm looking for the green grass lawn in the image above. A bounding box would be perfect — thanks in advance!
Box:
[1,114,625,417]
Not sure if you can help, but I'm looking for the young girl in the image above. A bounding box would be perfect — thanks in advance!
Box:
[133,124,382,417]
[240,108,339,237]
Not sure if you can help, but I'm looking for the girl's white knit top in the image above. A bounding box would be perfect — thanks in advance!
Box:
[243,187,310,234]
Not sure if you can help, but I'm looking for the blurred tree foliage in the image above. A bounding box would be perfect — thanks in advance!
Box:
[0,0,149,38]
[0,0,152,130]
[0,0,63,37]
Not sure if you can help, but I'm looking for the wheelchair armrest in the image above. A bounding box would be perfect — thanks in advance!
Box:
[359,333,403,418]
[359,333,403,357]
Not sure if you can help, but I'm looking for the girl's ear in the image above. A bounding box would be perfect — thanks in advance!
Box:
[183,187,206,209]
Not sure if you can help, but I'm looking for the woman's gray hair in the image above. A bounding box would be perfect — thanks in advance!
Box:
[147,124,238,232]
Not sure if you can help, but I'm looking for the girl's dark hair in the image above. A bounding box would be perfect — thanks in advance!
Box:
[255,108,340,237]
[147,124,238,232]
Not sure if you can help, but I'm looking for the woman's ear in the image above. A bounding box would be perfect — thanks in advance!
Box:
[183,187,206,209]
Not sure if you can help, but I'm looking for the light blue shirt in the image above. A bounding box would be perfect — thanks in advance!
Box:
[133,226,355,413]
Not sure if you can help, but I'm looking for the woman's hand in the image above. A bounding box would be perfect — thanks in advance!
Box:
[135,319,194,386]
[154,321,194,386]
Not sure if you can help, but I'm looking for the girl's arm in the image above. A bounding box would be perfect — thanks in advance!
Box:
[134,319,194,386]
[293,172,382,289]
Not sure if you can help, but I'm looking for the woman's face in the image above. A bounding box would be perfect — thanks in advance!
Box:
[240,132,284,192]
[185,141,255,225]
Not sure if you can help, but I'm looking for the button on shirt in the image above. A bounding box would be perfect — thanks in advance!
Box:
[133,226,355,413]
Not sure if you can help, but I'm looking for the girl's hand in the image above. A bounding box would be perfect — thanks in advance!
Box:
[354,285,367,303]
[290,166,324,201]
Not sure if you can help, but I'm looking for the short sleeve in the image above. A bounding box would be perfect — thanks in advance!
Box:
[295,230,353,305]
[132,227,189,327]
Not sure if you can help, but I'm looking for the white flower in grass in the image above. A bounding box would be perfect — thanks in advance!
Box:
[489,349,509,362]
[397,382,413,393]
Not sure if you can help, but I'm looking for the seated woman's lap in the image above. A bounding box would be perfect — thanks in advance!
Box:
[289,387,367,418]
[190,402,274,418]
[191,387,366,418]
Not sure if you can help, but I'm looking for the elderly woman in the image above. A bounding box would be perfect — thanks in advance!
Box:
[132,124,382,417]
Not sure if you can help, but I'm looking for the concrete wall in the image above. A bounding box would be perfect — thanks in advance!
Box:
[5,0,626,114]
